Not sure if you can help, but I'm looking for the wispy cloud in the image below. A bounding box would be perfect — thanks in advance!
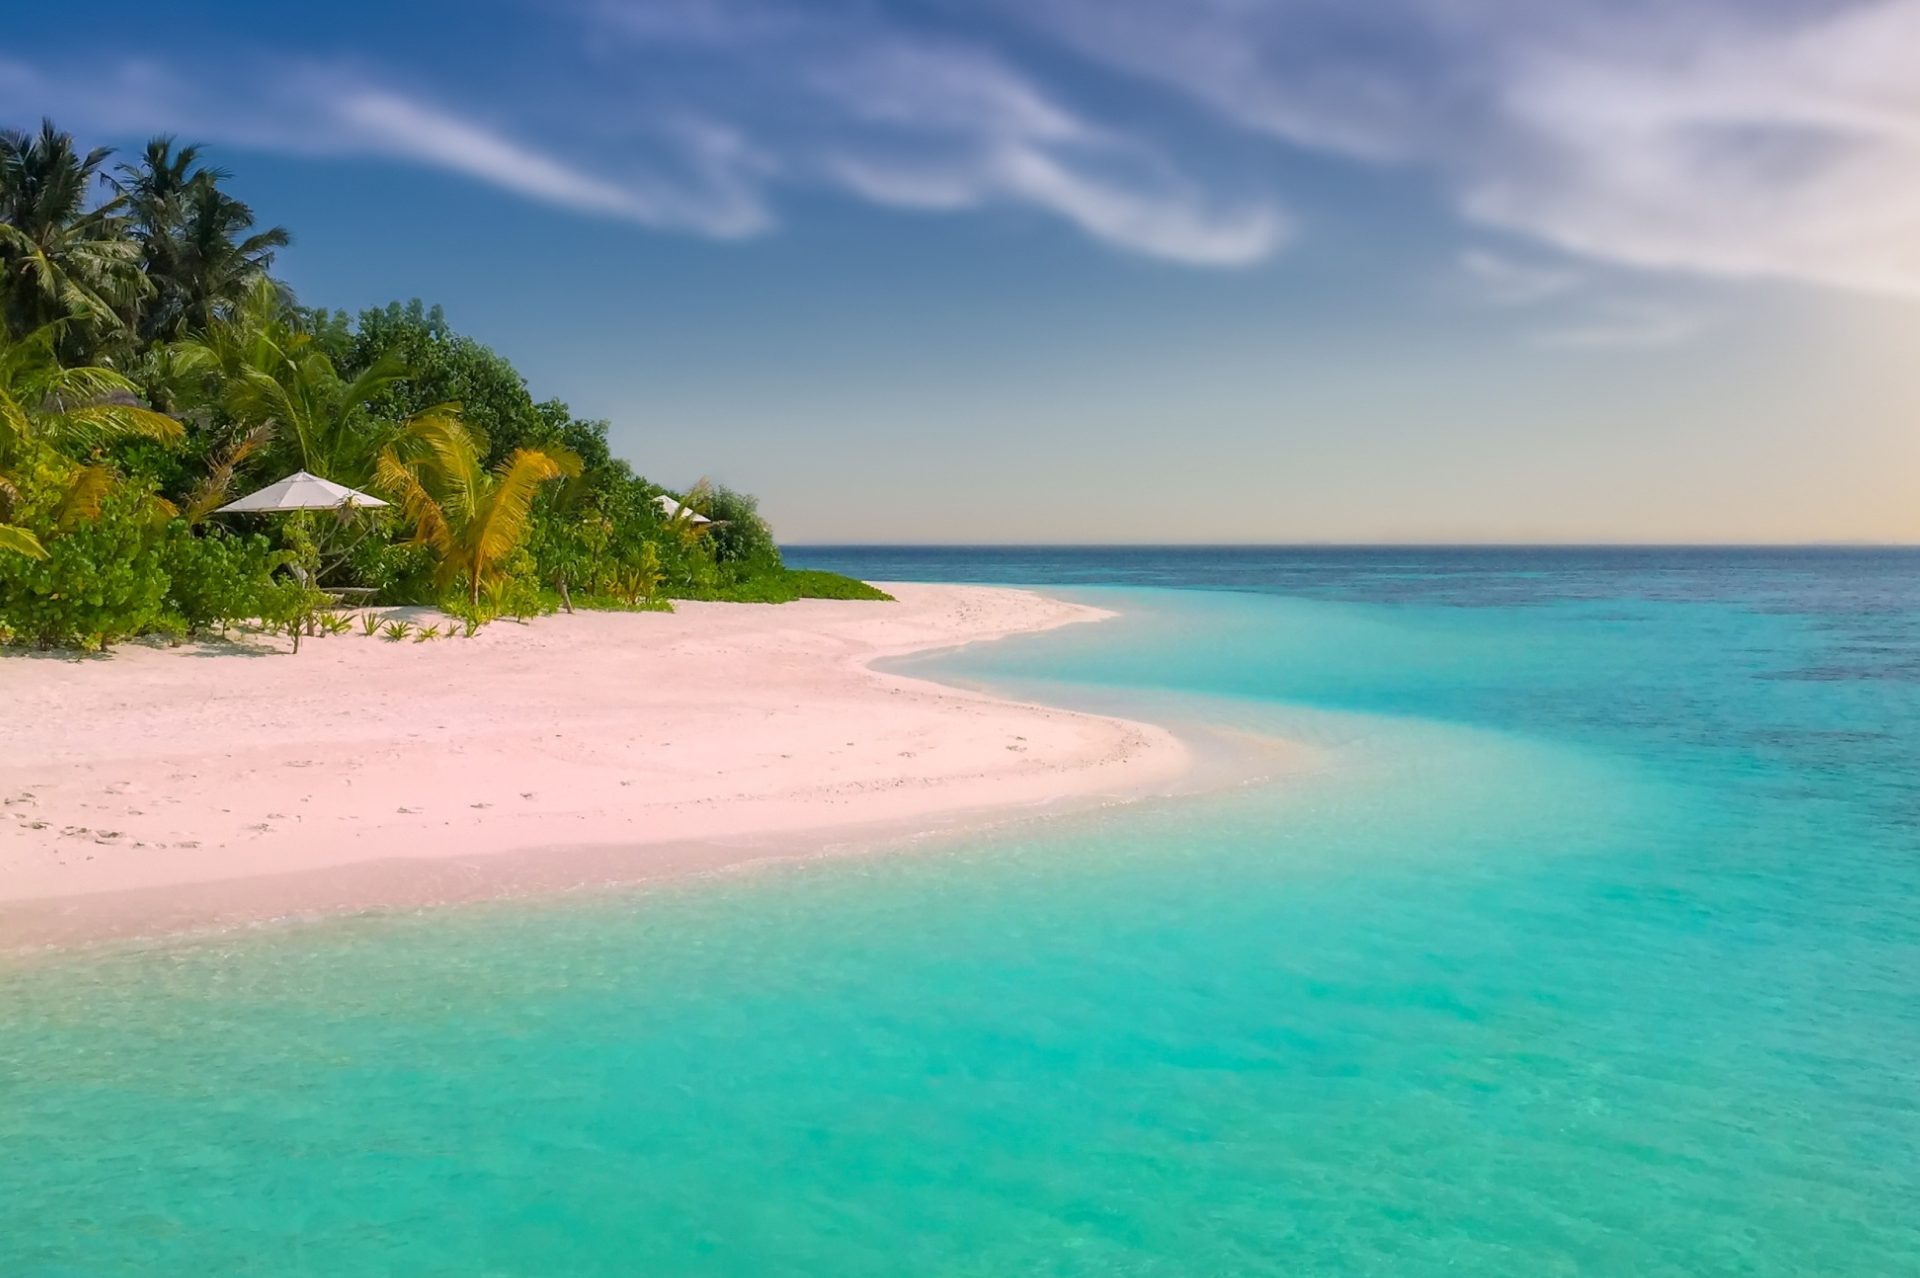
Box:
[1459,250,1586,306]
[1459,247,1705,349]
[999,0,1920,296]
[2,13,1285,267]
[0,57,776,238]
[8,1,1920,293]
[327,90,774,237]
[807,40,1284,265]
[1534,301,1706,350]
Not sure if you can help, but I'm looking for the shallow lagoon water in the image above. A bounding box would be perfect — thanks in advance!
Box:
[4,548,1918,1275]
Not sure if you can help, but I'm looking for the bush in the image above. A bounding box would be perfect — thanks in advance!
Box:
[474,547,555,621]
[783,570,893,601]
[706,485,781,574]
[613,541,663,607]
[0,473,173,650]
[161,525,278,636]
[256,573,333,652]
[334,520,435,603]
[673,568,892,604]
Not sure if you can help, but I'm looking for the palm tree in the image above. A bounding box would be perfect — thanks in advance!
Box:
[529,455,598,611]
[0,324,181,556]
[112,137,290,342]
[171,277,443,486]
[0,121,148,353]
[376,419,576,607]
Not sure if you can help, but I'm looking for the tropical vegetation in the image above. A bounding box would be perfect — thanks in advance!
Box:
[0,119,884,650]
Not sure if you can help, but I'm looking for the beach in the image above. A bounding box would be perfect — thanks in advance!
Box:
[1,583,1189,950]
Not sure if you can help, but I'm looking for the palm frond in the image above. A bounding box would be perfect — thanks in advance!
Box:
[0,522,47,559]
[0,384,30,456]
[337,347,407,415]
[469,448,565,569]
[183,423,272,525]
[51,465,112,530]
[58,402,184,445]
[375,448,451,555]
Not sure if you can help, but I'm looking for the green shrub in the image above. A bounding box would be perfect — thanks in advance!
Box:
[160,525,278,636]
[705,485,781,574]
[615,541,663,607]
[475,548,555,621]
[256,573,332,653]
[783,570,893,601]
[673,568,892,604]
[336,525,435,603]
[0,475,173,649]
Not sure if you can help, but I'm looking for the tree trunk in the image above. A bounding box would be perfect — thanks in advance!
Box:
[559,578,573,614]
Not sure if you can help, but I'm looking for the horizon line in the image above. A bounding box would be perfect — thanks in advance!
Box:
[782,541,1920,551]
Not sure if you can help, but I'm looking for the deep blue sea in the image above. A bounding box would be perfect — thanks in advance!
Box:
[4,547,1918,1275]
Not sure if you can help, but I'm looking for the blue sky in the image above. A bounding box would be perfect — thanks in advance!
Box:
[5,0,1917,542]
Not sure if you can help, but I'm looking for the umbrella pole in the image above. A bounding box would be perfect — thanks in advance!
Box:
[317,520,380,581]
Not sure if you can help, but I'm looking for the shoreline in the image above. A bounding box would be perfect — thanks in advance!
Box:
[3,584,1205,954]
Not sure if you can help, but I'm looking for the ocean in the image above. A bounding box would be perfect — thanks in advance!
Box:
[4,547,1917,1275]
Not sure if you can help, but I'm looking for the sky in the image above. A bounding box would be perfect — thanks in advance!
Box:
[4,0,1917,543]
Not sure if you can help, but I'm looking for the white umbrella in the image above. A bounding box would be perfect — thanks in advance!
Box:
[216,470,389,514]
[654,493,711,525]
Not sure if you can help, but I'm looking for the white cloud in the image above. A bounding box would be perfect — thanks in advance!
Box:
[1468,3,1920,295]
[1534,301,1706,350]
[0,58,775,239]
[1000,0,1920,296]
[809,40,1284,265]
[331,91,646,218]
[13,1,1918,293]
[4,20,1285,268]
[1459,250,1585,305]
[328,90,774,237]
[811,41,1085,144]
[1459,249,1705,348]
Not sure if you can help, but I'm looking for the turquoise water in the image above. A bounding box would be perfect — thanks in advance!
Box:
[5,548,1919,1275]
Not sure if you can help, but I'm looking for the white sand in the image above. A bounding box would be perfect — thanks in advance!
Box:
[1,584,1189,948]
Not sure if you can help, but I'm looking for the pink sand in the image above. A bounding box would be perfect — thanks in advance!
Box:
[2,584,1189,949]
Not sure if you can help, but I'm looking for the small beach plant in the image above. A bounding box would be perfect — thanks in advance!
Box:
[379,618,412,642]
[414,623,441,642]
[612,542,663,608]
[319,611,353,636]
[358,611,382,636]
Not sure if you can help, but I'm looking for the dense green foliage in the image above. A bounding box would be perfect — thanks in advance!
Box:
[0,119,882,649]
[683,569,895,604]
[0,472,174,649]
